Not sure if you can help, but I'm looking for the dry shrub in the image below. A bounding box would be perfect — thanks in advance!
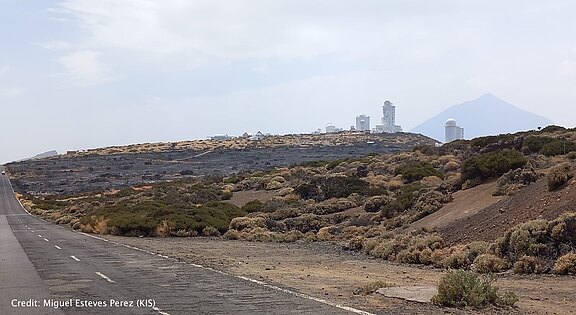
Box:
[346,193,365,207]
[473,254,508,273]
[269,208,301,220]
[513,256,544,274]
[223,229,240,239]
[443,161,461,173]
[432,270,517,308]
[368,161,391,176]
[364,227,389,238]
[410,190,452,222]
[365,174,389,189]
[155,220,171,237]
[284,214,329,233]
[270,175,286,183]
[242,227,278,242]
[202,226,221,237]
[229,216,267,232]
[366,232,443,264]
[308,198,356,215]
[554,253,576,274]
[358,280,391,295]
[547,162,573,191]
[341,226,368,239]
[438,155,456,165]
[276,187,294,197]
[441,242,490,269]
[316,226,340,241]
[387,179,404,191]
[283,230,304,242]
[494,165,540,196]
[363,195,393,213]
[265,181,284,190]
[495,219,549,260]
[346,236,366,251]
[174,229,197,237]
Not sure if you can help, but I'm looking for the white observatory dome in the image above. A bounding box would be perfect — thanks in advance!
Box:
[445,118,457,126]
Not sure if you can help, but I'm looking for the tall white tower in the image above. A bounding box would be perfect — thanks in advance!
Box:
[377,100,402,133]
[445,118,464,142]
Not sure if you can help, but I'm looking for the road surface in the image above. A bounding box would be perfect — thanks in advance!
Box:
[0,169,371,315]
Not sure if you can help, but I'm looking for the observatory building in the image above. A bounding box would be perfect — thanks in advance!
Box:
[355,115,371,132]
[375,100,402,133]
[445,118,464,142]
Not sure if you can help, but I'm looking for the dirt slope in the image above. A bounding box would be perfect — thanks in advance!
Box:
[440,177,576,245]
[409,181,504,231]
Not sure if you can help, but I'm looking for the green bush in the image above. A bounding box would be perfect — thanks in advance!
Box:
[540,140,576,157]
[461,150,527,181]
[470,135,514,149]
[395,161,443,183]
[432,270,516,308]
[296,176,373,201]
[380,183,423,218]
[80,200,245,237]
[495,212,576,264]
[523,136,555,153]
[241,199,264,213]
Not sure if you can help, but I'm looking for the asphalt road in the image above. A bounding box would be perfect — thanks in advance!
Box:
[0,170,371,315]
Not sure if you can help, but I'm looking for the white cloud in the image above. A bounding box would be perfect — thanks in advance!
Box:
[561,59,576,76]
[0,65,9,74]
[57,50,112,86]
[53,0,462,68]
[37,40,72,51]
[0,87,25,97]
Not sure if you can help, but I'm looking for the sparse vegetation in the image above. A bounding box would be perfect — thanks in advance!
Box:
[432,270,517,308]
[461,150,527,182]
[395,161,443,183]
[546,162,573,191]
[357,280,391,295]
[554,253,576,274]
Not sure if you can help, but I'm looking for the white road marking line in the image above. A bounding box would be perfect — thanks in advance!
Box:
[237,276,374,315]
[43,238,49,242]
[152,306,171,315]
[55,245,62,250]
[81,234,374,315]
[95,272,115,283]
[79,232,109,242]
[70,255,81,262]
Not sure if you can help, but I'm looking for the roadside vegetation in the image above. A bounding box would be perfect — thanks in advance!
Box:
[14,126,576,281]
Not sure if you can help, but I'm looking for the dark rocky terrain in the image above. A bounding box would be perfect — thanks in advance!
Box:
[6,132,435,195]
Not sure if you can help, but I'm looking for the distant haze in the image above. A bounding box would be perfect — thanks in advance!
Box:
[411,94,554,142]
[1,1,576,163]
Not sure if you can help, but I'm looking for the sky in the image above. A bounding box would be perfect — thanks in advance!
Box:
[1,1,576,163]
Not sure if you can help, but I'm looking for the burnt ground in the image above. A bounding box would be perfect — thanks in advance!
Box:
[5,138,427,196]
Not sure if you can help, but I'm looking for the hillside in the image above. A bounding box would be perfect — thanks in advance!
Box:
[9,125,576,285]
[411,94,554,142]
[6,131,435,195]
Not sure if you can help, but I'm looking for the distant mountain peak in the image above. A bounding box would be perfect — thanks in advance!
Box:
[411,94,554,142]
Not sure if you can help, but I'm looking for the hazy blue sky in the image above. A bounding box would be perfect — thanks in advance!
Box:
[1,1,576,162]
